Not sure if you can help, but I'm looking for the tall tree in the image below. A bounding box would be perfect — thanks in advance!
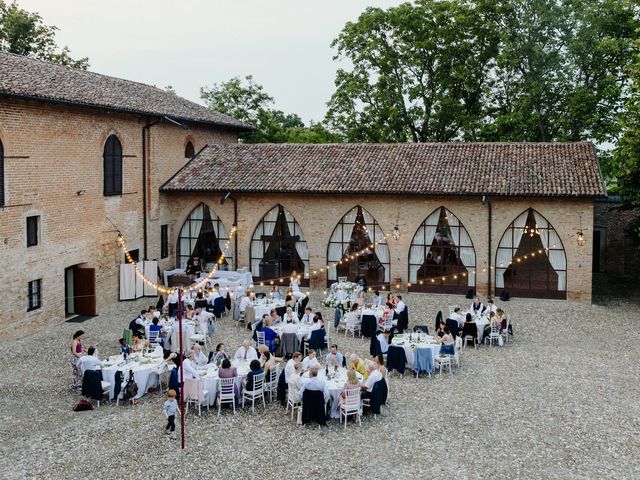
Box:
[612,42,640,237]
[0,0,88,69]
[326,0,500,142]
[201,75,342,143]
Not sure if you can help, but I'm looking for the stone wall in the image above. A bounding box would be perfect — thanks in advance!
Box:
[0,98,236,340]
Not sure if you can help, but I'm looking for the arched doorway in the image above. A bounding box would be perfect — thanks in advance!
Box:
[176,203,231,270]
[408,206,476,293]
[250,205,309,285]
[327,206,390,287]
[495,208,567,299]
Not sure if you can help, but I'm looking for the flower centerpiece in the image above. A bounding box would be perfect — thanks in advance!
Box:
[322,281,363,309]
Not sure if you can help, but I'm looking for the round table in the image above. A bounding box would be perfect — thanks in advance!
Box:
[253,301,285,320]
[272,324,313,343]
[198,360,251,406]
[100,352,164,400]
[391,334,439,371]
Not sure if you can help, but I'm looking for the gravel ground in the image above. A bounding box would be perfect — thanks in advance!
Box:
[1,292,639,480]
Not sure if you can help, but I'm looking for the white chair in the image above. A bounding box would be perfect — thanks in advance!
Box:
[453,336,462,368]
[485,323,502,347]
[436,355,452,375]
[264,365,279,402]
[96,381,111,408]
[217,377,237,417]
[345,314,361,338]
[236,309,246,328]
[500,317,511,344]
[339,386,362,429]
[242,372,266,412]
[184,378,210,416]
[148,329,161,348]
[285,389,302,422]
[462,333,477,350]
[448,305,456,317]
[256,330,266,349]
[171,329,190,354]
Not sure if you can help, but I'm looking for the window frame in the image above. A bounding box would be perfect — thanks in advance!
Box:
[161,224,169,259]
[26,215,39,247]
[103,134,123,196]
[27,279,42,312]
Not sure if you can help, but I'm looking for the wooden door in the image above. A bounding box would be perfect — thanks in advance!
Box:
[74,268,96,316]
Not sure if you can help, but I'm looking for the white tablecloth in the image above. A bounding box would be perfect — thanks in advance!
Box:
[100,353,163,400]
[253,301,285,320]
[302,368,363,419]
[272,324,313,343]
[391,335,439,370]
[199,360,251,406]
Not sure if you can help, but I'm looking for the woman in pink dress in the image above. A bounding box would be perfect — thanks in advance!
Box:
[71,330,86,390]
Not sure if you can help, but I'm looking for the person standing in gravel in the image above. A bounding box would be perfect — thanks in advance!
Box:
[71,330,86,390]
[163,389,179,437]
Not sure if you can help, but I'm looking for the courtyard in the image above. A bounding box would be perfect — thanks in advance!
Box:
[1,292,639,479]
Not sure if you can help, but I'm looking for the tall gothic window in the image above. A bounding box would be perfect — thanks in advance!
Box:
[408,207,476,293]
[184,141,195,160]
[495,208,567,299]
[250,205,309,283]
[103,134,122,196]
[327,206,390,286]
[176,203,231,270]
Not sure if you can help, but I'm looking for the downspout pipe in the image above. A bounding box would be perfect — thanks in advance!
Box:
[142,118,161,260]
[485,195,492,297]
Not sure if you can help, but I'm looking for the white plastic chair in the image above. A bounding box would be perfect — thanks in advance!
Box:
[148,329,161,348]
[264,365,279,402]
[345,314,361,338]
[184,378,209,416]
[242,372,265,412]
[96,381,111,408]
[217,376,236,417]
[437,355,452,375]
[501,317,511,344]
[485,323,502,347]
[256,330,266,349]
[340,386,362,429]
[285,389,302,423]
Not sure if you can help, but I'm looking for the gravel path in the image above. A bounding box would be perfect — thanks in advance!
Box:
[1,293,639,479]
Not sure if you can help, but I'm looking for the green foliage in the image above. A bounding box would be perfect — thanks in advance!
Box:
[613,41,640,231]
[0,0,88,69]
[201,75,342,143]
[326,0,639,145]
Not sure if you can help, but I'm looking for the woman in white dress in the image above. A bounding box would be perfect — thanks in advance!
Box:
[289,270,306,303]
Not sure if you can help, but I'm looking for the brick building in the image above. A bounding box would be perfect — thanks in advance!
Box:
[0,53,250,340]
[0,53,609,340]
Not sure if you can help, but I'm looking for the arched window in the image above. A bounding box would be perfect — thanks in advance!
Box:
[408,207,476,293]
[250,205,309,284]
[176,203,231,270]
[495,208,567,299]
[103,134,122,196]
[0,139,4,207]
[184,141,195,160]
[327,206,390,286]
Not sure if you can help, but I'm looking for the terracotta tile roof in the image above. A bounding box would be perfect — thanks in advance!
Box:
[160,142,606,197]
[0,52,252,131]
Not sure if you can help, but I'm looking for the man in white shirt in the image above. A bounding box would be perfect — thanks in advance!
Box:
[299,366,329,404]
[376,330,390,354]
[195,308,215,336]
[394,296,406,315]
[234,340,258,362]
[361,361,383,399]
[179,351,200,379]
[485,298,497,315]
[300,307,315,325]
[284,352,302,382]
[470,296,485,315]
[325,344,344,368]
[192,344,208,366]
[239,290,253,314]
[78,346,102,372]
[450,307,466,327]
[302,349,320,370]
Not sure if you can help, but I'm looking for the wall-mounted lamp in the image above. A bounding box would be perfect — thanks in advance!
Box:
[391,225,401,240]
[76,189,86,196]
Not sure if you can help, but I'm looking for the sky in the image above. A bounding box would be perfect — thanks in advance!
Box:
[18,0,405,123]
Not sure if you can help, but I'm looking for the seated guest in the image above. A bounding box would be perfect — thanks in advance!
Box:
[239,290,253,314]
[194,291,208,310]
[340,304,360,331]
[211,343,230,365]
[339,369,361,407]
[284,352,303,382]
[486,298,497,315]
[244,359,264,391]
[373,354,387,377]
[437,326,455,355]
[259,349,282,375]
[234,340,258,362]
[258,317,279,352]
[371,290,382,307]
[348,353,368,381]
[470,296,485,315]
[299,366,329,404]
[178,351,200,379]
[300,307,315,325]
[385,293,397,309]
[394,295,406,316]
[272,285,282,301]
[355,291,365,308]
[310,312,324,331]
[129,310,146,337]
[450,307,466,327]
[148,305,160,319]
[185,255,201,275]
[118,338,131,356]
[464,312,475,325]
[287,362,305,404]
[270,309,282,325]
[325,344,344,368]
[78,346,102,372]
[496,308,512,334]
[436,322,446,338]
[149,316,162,334]
[131,333,149,352]
[376,330,390,354]
[192,343,208,366]
[283,306,298,324]
[302,349,321,370]
[361,360,383,400]
[217,358,239,402]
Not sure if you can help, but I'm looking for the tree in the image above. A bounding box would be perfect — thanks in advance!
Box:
[612,42,640,237]
[326,0,501,142]
[201,75,342,143]
[325,0,639,144]
[0,0,88,69]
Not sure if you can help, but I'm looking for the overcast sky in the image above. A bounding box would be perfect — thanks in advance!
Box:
[18,0,404,123]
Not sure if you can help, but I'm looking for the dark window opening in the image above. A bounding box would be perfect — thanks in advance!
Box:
[177,203,230,270]
[26,215,39,247]
[28,279,41,311]
[184,141,195,159]
[103,134,122,196]
[161,224,169,259]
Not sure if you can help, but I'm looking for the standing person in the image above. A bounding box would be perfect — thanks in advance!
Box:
[167,290,179,318]
[71,330,86,390]
[163,389,179,437]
